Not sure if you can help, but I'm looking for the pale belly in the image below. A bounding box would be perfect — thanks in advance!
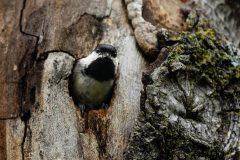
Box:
[72,72,114,107]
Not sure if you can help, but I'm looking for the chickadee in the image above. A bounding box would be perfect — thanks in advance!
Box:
[69,44,118,112]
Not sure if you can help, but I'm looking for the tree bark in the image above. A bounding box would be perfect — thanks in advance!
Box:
[0,0,239,160]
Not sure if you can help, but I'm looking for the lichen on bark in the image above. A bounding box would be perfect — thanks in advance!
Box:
[127,10,240,160]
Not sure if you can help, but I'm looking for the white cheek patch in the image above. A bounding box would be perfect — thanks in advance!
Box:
[80,51,118,69]
[80,51,99,67]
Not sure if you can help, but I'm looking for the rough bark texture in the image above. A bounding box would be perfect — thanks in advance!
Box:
[1,0,239,160]
[1,0,153,159]
[191,0,240,48]
[0,0,37,119]
[127,11,240,159]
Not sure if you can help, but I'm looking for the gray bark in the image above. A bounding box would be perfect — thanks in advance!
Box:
[1,0,239,160]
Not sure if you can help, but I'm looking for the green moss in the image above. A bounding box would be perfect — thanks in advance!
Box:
[162,26,239,92]
[175,45,185,54]
[195,29,215,41]
[127,9,239,160]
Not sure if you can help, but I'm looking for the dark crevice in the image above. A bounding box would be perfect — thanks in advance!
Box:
[19,75,27,117]
[141,72,154,120]
[20,110,31,160]
[171,72,203,121]
[21,110,31,122]
[21,117,29,160]
[157,32,178,50]
[140,90,147,119]
[19,0,39,159]
[86,12,110,22]
[37,49,75,60]
[19,0,39,65]
[30,87,36,104]
[20,0,40,39]
[19,0,39,113]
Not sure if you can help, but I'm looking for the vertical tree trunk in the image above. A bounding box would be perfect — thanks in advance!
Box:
[0,0,239,160]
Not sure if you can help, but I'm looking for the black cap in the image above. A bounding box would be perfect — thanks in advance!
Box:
[95,44,117,58]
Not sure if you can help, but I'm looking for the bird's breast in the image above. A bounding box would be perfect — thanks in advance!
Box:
[73,71,114,106]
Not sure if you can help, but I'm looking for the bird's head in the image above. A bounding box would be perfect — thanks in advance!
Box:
[95,44,117,58]
[79,44,118,82]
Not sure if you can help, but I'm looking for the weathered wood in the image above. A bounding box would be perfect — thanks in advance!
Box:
[127,9,240,160]
[193,0,240,47]
[125,0,187,60]
[12,0,149,159]
[0,1,36,159]
[0,0,37,118]
[6,119,25,160]
[0,121,6,160]
[142,0,186,30]
[6,0,240,160]
[21,0,109,57]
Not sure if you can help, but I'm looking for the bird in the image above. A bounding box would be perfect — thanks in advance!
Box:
[69,44,118,112]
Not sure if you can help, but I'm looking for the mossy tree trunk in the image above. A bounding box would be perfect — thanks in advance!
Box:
[0,0,239,160]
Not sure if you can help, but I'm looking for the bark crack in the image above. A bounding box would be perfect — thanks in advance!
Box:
[20,0,40,39]
[19,0,39,114]
[19,0,39,159]
[21,114,29,160]
[0,117,19,120]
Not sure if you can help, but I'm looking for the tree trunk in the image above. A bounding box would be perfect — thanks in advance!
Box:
[0,0,239,160]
